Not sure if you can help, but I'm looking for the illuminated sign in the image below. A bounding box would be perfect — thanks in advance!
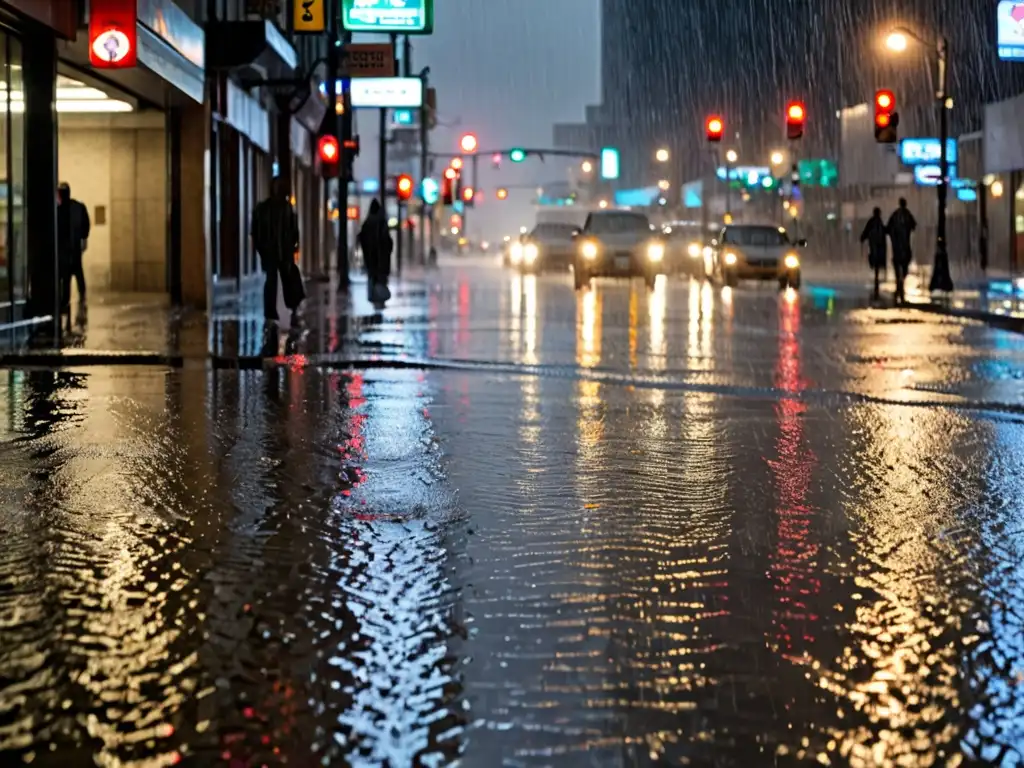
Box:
[89,0,137,69]
[600,147,619,180]
[294,0,326,32]
[349,77,423,109]
[899,138,958,166]
[341,0,434,34]
[998,1,1024,60]
[913,164,958,186]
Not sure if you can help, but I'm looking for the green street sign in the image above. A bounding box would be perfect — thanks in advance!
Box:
[797,158,838,187]
[341,0,434,34]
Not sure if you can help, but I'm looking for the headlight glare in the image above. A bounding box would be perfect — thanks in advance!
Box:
[724,252,738,265]
[581,241,598,259]
[687,242,701,258]
[784,253,799,269]
[524,243,539,263]
[510,243,523,264]
[647,242,665,261]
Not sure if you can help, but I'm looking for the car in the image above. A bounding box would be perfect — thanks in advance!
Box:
[709,224,805,289]
[515,222,578,273]
[572,210,666,290]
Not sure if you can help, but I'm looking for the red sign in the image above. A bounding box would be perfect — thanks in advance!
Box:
[89,0,138,69]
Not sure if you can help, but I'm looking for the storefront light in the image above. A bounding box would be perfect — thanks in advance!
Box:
[0,81,134,113]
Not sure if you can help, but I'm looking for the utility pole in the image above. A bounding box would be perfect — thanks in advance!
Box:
[929,36,954,292]
[419,67,430,265]
[387,33,400,275]
[326,2,340,285]
[336,23,352,290]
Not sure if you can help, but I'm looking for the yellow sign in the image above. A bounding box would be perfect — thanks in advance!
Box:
[293,0,325,32]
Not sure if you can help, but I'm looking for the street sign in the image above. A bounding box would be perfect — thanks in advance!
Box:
[341,0,434,34]
[342,43,395,78]
[349,77,424,108]
[997,1,1024,60]
[914,164,958,186]
[393,109,414,126]
[899,138,957,166]
[600,148,619,180]
[797,158,838,187]
[293,0,326,32]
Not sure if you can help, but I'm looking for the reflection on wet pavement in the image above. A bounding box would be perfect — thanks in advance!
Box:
[1,260,1024,765]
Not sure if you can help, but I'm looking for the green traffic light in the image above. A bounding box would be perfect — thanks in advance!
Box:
[509,149,526,163]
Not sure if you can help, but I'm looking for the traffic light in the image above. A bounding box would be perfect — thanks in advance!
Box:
[462,186,475,207]
[450,157,463,171]
[874,90,899,143]
[396,174,413,202]
[706,116,724,143]
[460,133,478,153]
[509,148,527,163]
[343,136,360,156]
[318,134,340,178]
[786,101,805,140]
[496,187,508,200]
[442,168,457,205]
[89,0,138,68]
[492,153,502,168]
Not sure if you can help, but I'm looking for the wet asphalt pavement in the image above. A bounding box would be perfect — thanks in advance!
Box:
[1,258,1024,766]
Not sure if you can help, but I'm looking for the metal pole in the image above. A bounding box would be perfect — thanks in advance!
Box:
[336,24,352,290]
[419,68,429,265]
[326,4,340,284]
[930,36,954,292]
[471,153,479,244]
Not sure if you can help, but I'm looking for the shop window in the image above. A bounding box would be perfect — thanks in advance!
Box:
[9,35,25,303]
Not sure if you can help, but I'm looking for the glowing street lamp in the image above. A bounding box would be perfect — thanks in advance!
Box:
[657,179,670,191]
[655,148,670,163]
[885,31,909,52]
[725,149,738,164]
[770,150,785,166]
[581,160,593,173]
[459,133,478,153]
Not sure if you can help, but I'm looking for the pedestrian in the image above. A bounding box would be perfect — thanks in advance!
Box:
[359,198,393,305]
[886,197,917,304]
[57,182,90,313]
[251,176,301,324]
[860,207,888,300]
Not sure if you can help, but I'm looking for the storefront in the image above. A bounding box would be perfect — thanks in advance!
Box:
[0,1,76,328]
[984,92,1024,274]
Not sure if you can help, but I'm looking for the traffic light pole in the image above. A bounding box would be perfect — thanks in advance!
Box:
[930,36,954,293]
[336,26,352,291]
[419,66,430,266]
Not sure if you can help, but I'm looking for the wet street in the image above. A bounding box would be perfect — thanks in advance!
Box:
[2,258,1024,767]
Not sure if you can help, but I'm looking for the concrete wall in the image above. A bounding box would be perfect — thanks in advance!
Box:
[58,111,167,293]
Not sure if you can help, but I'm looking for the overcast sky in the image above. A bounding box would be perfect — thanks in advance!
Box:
[353,0,601,242]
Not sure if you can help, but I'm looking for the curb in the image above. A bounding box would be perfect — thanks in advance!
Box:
[908,302,1024,334]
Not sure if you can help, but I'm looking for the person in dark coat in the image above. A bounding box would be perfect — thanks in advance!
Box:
[887,198,917,304]
[358,198,393,303]
[860,207,888,300]
[57,182,91,313]
[251,176,300,323]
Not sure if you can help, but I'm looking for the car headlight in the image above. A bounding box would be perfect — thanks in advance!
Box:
[581,241,598,260]
[724,251,738,265]
[784,253,799,269]
[510,243,523,264]
[524,243,539,263]
[687,242,701,258]
[647,242,665,262]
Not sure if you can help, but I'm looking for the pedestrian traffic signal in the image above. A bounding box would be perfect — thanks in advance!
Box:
[509,148,527,163]
[706,116,724,143]
[318,134,340,178]
[442,168,457,205]
[496,187,508,200]
[460,133,478,153]
[343,136,360,156]
[874,90,899,143]
[396,174,413,202]
[786,101,805,140]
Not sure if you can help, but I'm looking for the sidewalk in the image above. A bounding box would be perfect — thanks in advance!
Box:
[0,270,432,367]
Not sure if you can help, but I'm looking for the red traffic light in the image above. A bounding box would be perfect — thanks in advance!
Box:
[462,186,475,202]
[460,133,478,153]
[706,115,724,142]
[396,174,413,201]
[874,90,899,143]
[89,0,138,68]
[318,135,340,178]
[444,167,457,181]
[786,101,805,140]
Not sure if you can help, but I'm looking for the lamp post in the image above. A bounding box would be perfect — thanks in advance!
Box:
[655,148,670,163]
[725,149,738,222]
[886,27,954,292]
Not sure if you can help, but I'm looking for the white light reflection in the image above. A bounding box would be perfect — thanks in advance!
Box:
[509,274,522,353]
[522,274,538,366]
[648,276,667,371]
[687,280,715,370]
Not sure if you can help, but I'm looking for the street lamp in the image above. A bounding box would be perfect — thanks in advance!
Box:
[581,160,593,173]
[725,149,738,163]
[655,148,670,163]
[886,24,954,292]
[770,150,785,166]
[658,179,670,191]
[724,150,738,222]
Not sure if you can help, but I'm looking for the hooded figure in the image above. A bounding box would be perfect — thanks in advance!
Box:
[886,198,917,303]
[57,182,90,311]
[358,198,393,301]
[251,176,300,322]
[860,207,888,299]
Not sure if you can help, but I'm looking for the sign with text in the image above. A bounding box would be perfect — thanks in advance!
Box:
[341,0,434,34]
[899,138,958,166]
[997,1,1024,60]
[349,77,423,108]
[342,43,395,78]
[293,0,326,32]
[913,164,957,186]
[600,148,619,180]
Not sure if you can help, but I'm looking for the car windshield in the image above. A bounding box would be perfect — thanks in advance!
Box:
[723,226,790,247]
[587,213,651,234]
[531,223,577,239]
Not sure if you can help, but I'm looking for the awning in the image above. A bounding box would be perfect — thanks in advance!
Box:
[205,19,298,79]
